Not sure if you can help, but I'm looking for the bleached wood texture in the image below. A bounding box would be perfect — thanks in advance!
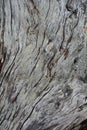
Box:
[0,0,87,130]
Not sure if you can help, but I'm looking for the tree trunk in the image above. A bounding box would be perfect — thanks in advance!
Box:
[0,0,87,130]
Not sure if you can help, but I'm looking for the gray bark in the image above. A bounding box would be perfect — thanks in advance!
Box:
[0,0,87,130]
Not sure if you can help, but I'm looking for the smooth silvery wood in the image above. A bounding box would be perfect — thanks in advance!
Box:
[0,0,87,130]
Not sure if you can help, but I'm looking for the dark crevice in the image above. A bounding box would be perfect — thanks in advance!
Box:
[30,0,39,13]
[72,119,87,130]
[66,0,73,12]
[59,18,67,50]
[45,0,50,20]
[0,0,6,73]
[1,0,5,42]
[33,74,43,88]
[9,0,13,35]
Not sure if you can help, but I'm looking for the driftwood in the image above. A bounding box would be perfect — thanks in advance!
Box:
[0,0,87,130]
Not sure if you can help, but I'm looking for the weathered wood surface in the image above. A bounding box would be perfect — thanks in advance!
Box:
[0,0,87,130]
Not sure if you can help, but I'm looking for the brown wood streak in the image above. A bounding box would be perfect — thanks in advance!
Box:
[64,48,69,60]
[47,51,56,77]
[66,32,73,47]
[84,26,87,32]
